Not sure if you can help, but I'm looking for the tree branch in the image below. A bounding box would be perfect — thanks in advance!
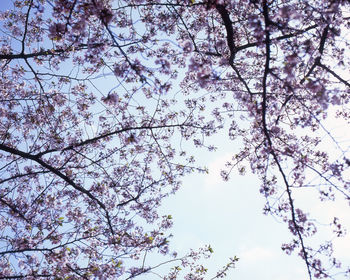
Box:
[0,143,115,235]
[261,1,312,279]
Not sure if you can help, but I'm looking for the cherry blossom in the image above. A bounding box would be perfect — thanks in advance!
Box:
[0,0,350,279]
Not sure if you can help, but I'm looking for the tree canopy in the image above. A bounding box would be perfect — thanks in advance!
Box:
[0,0,350,279]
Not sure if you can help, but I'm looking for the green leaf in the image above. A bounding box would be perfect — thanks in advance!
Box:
[116,261,122,268]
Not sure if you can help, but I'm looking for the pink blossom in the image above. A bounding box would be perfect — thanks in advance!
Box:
[48,22,66,40]
[102,93,119,105]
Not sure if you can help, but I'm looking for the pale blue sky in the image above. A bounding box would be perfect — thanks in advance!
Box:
[154,106,350,280]
[1,1,349,279]
[156,137,308,279]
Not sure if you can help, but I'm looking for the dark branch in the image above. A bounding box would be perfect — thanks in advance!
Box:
[215,3,236,64]
[21,0,33,54]
[261,1,312,279]
[0,143,115,235]
[0,275,52,279]
[0,197,29,222]
[316,61,350,88]
[35,123,199,157]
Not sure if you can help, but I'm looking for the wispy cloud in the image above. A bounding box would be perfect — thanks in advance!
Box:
[239,246,275,262]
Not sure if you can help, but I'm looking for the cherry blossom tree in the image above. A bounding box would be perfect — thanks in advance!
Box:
[0,0,349,279]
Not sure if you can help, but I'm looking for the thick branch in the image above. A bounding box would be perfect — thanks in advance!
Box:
[0,234,100,256]
[213,3,254,95]
[316,61,350,88]
[0,143,115,235]
[0,48,67,60]
[21,0,33,54]
[215,3,236,63]
[261,1,312,279]
[301,26,329,83]
[35,123,199,157]
[0,197,29,222]
[0,274,52,279]
[0,43,103,60]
